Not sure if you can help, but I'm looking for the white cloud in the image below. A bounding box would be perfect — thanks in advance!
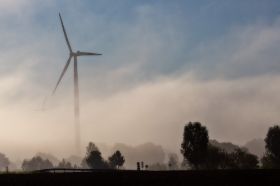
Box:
[190,19,280,78]
[2,72,280,159]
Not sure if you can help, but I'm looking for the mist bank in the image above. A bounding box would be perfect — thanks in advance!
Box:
[0,142,168,170]
[0,73,278,161]
[0,137,266,171]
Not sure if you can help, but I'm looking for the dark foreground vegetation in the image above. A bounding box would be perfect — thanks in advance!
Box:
[181,122,280,169]
[0,169,279,186]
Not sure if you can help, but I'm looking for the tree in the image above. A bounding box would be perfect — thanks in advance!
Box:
[84,142,108,169]
[0,153,10,171]
[57,159,73,169]
[86,142,99,157]
[81,158,89,168]
[228,148,259,169]
[265,125,280,158]
[205,145,258,169]
[108,150,125,169]
[86,150,108,169]
[205,144,227,169]
[22,156,53,171]
[261,153,279,168]
[262,125,280,168]
[36,152,59,166]
[181,122,209,169]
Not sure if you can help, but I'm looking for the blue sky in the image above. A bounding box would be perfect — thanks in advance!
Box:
[1,0,280,159]
[2,1,280,81]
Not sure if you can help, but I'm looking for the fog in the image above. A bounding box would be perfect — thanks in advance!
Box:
[0,1,279,165]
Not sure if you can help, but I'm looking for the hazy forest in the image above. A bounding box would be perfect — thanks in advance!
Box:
[0,122,278,172]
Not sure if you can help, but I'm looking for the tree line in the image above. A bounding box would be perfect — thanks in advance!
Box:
[0,122,279,171]
[181,122,280,169]
[21,142,125,171]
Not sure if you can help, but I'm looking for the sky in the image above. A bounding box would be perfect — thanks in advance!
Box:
[0,0,280,160]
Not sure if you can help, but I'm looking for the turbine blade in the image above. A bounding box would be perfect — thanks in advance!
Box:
[52,56,72,95]
[59,13,72,52]
[77,51,102,56]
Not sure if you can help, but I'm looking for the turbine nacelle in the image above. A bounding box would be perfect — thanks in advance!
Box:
[71,50,102,57]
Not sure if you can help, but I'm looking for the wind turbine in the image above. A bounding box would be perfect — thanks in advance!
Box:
[52,13,101,155]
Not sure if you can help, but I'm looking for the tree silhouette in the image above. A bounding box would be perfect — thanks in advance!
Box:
[84,142,108,169]
[137,162,140,171]
[205,144,227,169]
[108,150,125,169]
[86,142,99,157]
[265,125,280,158]
[262,125,280,168]
[22,156,53,171]
[57,159,73,169]
[228,148,259,169]
[181,122,209,169]
[206,145,258,169]
[0,153,10,171]
[261,153,278,168]
[180,122,259,170]
[86,150,108,169]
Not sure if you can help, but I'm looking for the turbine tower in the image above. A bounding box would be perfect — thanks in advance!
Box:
[52,13,101,155]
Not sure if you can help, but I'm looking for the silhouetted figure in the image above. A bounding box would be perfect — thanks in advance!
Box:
[137,162,140,171]
[141,161,144,169]
[110,143,165,169]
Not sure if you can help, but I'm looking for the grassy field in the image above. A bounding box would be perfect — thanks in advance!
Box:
[0,169,279,185]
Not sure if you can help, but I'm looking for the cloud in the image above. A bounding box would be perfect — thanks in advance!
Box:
[0,0,29,13]
[189,19,280,79]
[78,73,280,153]
[2,72,280,159]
